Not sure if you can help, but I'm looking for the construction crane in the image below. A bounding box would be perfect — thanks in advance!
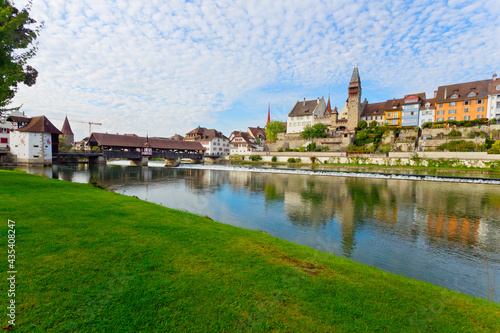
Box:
[53,118,103,137]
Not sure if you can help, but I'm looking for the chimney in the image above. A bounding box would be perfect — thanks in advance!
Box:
[444,88,447,99]
[434,90,437,98]
[317,97,319,104]
[494,73,498,81]
[303,98,306,106]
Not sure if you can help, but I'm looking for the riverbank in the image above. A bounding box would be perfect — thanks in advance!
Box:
[1,170,499,331]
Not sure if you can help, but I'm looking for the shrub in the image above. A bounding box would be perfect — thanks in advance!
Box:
[249,155,262,161]
[300,123,329,139]
[271,156,277,162]
[277,147,283,152]
[287,158,296,163]
[490,118,498,124]
[298,146,305,152]
[306,142,317,151]
[488,140,500,154]
[321,146,330,151]
[357,120,368,130]
[448,129,462,137]
[296,158,302,163]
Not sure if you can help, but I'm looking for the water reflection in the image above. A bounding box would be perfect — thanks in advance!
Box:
[3,163,500,302]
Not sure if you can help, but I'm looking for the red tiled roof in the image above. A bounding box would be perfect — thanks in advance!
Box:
[288,99,322,117]
[17,116,62,134]
[435,79,490,103]
[360,101,386,118]
[88,133,205,151]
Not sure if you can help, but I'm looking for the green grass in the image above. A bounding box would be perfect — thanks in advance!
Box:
[1,170,499,332]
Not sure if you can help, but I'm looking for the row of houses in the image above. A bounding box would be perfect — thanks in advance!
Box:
[286,70,500,135]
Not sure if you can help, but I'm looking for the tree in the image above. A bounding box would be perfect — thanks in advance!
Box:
[265,120,286,142]
[0,0,41,115]
[300,123,328,139]
[357,120,368,130]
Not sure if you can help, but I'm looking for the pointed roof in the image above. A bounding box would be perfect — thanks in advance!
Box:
[350,67,360,84]
[17,116,62,134]
[326,97,333,113]
[61,116,74,135]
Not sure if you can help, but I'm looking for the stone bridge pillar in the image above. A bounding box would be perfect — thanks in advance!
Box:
[164,158,180,167]
[204,157,218,164]
[130,157,149,166]
[88,155,106,165]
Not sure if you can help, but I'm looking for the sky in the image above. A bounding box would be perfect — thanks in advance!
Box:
[10,0,500,140]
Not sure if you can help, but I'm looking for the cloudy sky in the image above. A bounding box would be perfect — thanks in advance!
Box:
[11,0,500,140]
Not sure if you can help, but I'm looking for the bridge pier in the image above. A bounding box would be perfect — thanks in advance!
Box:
[180,158,202,164]
[130,157,149,167]
[164,158,180,167]
[88,155,106,165]
[204,157,219,164]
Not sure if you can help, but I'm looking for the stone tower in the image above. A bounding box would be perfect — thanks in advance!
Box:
[346,67,362,130]
[60,116,74,146]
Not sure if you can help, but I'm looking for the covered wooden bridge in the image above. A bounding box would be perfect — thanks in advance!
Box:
[84,132,205,166]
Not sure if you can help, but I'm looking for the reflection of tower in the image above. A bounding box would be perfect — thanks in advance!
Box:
[338,197,356,258]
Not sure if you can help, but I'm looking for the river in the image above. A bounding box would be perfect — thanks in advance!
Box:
[5,162,500,303]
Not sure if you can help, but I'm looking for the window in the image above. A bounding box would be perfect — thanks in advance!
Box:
[0,138,7,144]
[449,102,457,106]
[464,116,470,120]
[437,110,445,115]
[477,99,483,104]
[497,102,500,108]
[387,112,391,118]
[438,103,443,107]
[451,93,458,99]
[437,117,444,121]
[448,116,456,120]
[448,109,456,114]
[467,91,476,97]
[0,128,9,134]
[463,101,470,106]
[477,107,484,112]
[464,108,469,113]
[477,115,484,119]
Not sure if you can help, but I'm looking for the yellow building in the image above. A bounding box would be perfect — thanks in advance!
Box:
[384,98,403,127]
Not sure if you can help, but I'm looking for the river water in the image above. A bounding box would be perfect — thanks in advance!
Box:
[5,162,500,303]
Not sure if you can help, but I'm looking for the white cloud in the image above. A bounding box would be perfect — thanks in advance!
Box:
[10,0,500,139]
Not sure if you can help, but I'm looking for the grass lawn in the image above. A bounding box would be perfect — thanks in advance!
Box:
[0,170,499,332]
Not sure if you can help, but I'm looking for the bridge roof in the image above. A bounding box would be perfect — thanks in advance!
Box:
[89,133,205,151]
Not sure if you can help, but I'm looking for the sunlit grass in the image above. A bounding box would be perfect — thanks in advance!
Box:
[0,170,499,331]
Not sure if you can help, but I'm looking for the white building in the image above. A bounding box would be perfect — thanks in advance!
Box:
[286,98,326,134]
[10,116,62,165]
[228,130,264,155]
[488,73,500,120]
[419,98,435,127]
[0,110,31,150]
[185,126,230,156]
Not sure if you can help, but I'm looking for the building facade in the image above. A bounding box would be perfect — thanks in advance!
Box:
[401,93,425,127]
[487,73,500,120]
[286,98,326,134]
[185,127,229,156]
[10,116,62,165]
[435,79,489,122]
[384,99,403,127]
[419,98,435,126]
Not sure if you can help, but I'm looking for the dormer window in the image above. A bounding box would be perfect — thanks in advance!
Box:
[425,102,430,108]
[467,91,476,97]
[450,93,458,99]
[496,85,500,91]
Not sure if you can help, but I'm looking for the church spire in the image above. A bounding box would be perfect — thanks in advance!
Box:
[350,66,360,85]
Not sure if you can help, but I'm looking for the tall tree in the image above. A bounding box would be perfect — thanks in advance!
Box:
[265,120,286,142]
[0,0,41,115]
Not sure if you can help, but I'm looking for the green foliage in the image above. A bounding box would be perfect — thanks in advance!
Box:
[437,140,483,152]
[354,125,389,148]
[488,140,500,154]
[426,159,465,168]
[321,145,329,151]
[357,120,368,130]
[422,122,433,129]
[447,129,462,137]
[300,123,328,139]
[287,157,296,163]
[277,147,283,152]
[306,142,316,151]
[58,136,72,152]
[490,118,498,124]
[271,155,277,162]
[265,120,286,142]
[91,146,100,151]
[430,119,489,129]
[248,154,262,161]
[466,131,486,138]
[298,146,305,152]
[0,0,42,113]
[369,121,377,128]
[229,155,244,161]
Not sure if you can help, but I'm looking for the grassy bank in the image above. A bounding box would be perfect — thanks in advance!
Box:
[1,170,499,332]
